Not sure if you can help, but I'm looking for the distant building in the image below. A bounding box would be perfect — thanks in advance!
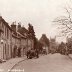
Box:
[39,34,50,54]
[50,37,57,53]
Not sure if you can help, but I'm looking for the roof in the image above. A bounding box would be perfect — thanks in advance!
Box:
[12,31,27,39]
[0,16,12,31]
[18,26,28,35]
[17,32,27,39]
[39,34,50,47]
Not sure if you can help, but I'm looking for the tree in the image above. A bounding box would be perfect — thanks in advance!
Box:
[58,42,66,55]
[67,37,72,54]
[28,23,37,49]
[53,3,72,54]
[53,6,72,37]
[28,23,35,38]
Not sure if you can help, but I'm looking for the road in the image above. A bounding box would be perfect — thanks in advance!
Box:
[10,53,72,72]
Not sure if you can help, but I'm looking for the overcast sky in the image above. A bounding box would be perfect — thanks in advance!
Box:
[0,0,71,42]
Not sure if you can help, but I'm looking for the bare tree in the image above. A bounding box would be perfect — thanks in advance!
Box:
[53,6,72,37]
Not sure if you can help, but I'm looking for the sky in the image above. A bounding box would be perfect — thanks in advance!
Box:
[0,0,71,42]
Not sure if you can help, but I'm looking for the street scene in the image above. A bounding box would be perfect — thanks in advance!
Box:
[1,0,72,72]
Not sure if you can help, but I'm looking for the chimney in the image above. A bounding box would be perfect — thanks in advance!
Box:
[18,22,21,28]
[11,22,16,32]
[17,22,21,32]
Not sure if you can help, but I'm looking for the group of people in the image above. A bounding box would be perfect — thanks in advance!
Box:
[26,49,39,59]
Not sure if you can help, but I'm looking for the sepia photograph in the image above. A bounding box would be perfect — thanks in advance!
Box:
[0,0,72,72]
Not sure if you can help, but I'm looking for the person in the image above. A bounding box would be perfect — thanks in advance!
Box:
[18,48,21,57]
[30,49,35,58]
[27,50,31,59]
[35,49,39,58]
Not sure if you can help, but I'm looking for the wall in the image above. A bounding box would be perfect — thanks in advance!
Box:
[0,20,12,60]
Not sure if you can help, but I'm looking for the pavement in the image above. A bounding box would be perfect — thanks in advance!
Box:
[0,56,27,72]
[68,54,72,59]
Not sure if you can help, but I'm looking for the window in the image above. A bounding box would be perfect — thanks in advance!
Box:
[8,44,9,55]
[0,22,3,32]
[2,22,4,29]
[5,44,6,54]
[7,28,9,39]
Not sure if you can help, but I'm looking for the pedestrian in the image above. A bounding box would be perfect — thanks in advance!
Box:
[27,50,31,59]
[35,49,39,58]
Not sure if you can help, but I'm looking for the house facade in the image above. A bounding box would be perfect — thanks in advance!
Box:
[0,16,34,60]
[0,16,12,60]
[11,22,34,57]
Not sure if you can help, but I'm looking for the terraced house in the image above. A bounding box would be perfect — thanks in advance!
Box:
[0,16,34,60]
[0,16,12,60]
[11,23,28,58]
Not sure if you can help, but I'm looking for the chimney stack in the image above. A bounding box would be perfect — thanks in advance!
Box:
[11,22,16,32]
[17,22,21,32]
